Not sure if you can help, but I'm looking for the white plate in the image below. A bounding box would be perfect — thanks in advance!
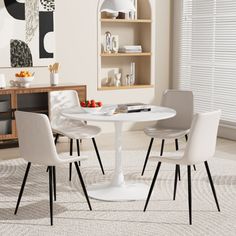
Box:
[62,105,117,116]
[62,106,104,115]
[81,106,102,114]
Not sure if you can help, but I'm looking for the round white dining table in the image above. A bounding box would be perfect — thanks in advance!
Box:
[62,105,176,201]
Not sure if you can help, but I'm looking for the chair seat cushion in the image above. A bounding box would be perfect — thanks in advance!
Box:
[53,125,101,139]
[144,126,190,139]
[149,150,204,165]
[57,152,87,164]
[150,151,186,165]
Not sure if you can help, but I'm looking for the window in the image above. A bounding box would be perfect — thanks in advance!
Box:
[173,0,236,125]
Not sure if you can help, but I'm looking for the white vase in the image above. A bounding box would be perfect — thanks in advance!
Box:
[115,73,121,87]
[50,73,59,86]
[0,74,6,88]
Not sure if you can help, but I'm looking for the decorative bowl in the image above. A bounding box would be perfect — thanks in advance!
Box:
[16,76,34,87]
[81,106,102,114]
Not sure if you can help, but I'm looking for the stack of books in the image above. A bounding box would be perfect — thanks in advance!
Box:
[116,103,151,113]
[119,45,142,53]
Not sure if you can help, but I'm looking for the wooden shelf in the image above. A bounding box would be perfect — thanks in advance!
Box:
[101,52,151,57]
[101,19,152,23]
[98,85,154,91]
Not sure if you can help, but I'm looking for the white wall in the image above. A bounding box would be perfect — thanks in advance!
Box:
[155,0,171,103]
[0,0,171,133]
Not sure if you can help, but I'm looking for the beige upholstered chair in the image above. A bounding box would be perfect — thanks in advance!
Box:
[15,111,92,226]
[141,90,194,177]
[144,110,221,225]
[48,90,105,181]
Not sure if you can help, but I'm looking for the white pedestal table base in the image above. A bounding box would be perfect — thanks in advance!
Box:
[88,122,149,201]
[88,182,149,201]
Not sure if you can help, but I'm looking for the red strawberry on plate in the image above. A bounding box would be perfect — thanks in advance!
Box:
[80,101,86,107]
[86,101,91,107]
[97,102,102,107]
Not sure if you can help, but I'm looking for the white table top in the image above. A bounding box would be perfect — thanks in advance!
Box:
[61,105,176,123]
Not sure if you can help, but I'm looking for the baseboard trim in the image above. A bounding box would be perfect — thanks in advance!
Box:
[218,123,236,141]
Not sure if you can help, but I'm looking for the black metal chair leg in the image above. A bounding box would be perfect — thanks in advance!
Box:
[141,138,154,176]
[193,165,196,171]
[54,134,59,145]
[69,163,72,181]
[160,139,165,156]
[175,139,181,181]
[144,162,162,212]
[76,139,81,166]
[74,162,92,210]
[178,165,181,181]
[48,166,53,226]
[175,139,179,151]
[92,138,105,175]
[204,161,220,212]
[69,139,73,181]
[185,134,188,142]
[187,165,192,225]
[53,166,56,201]
[14,162,31,215]
[70,139,73,156]
[173,165,179,200]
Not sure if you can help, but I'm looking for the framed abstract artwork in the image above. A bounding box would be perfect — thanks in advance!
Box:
[0,0,56,68]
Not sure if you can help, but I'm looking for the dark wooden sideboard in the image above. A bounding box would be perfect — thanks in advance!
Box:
[0,84,86,147]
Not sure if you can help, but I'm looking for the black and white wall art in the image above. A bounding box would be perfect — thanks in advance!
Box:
[0,0,55,67]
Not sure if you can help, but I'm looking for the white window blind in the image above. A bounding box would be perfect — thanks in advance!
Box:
[173,0,236,124]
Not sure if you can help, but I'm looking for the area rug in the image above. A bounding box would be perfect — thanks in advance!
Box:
[0,149,236,236]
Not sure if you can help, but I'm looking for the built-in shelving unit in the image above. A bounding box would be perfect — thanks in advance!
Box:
[98,0,155,91]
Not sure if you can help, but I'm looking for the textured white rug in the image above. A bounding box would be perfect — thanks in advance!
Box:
[0,149,236,236]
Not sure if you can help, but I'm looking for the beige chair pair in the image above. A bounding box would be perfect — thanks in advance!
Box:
[142,90,221,224]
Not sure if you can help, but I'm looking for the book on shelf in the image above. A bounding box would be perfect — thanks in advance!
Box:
[116,103,151,113]
[119,45,142,53]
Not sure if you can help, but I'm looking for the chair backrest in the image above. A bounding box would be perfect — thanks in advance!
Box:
[48,90,83,129]
[183,110,221,164]
[158,90,194,130]
[15,111,60,166]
